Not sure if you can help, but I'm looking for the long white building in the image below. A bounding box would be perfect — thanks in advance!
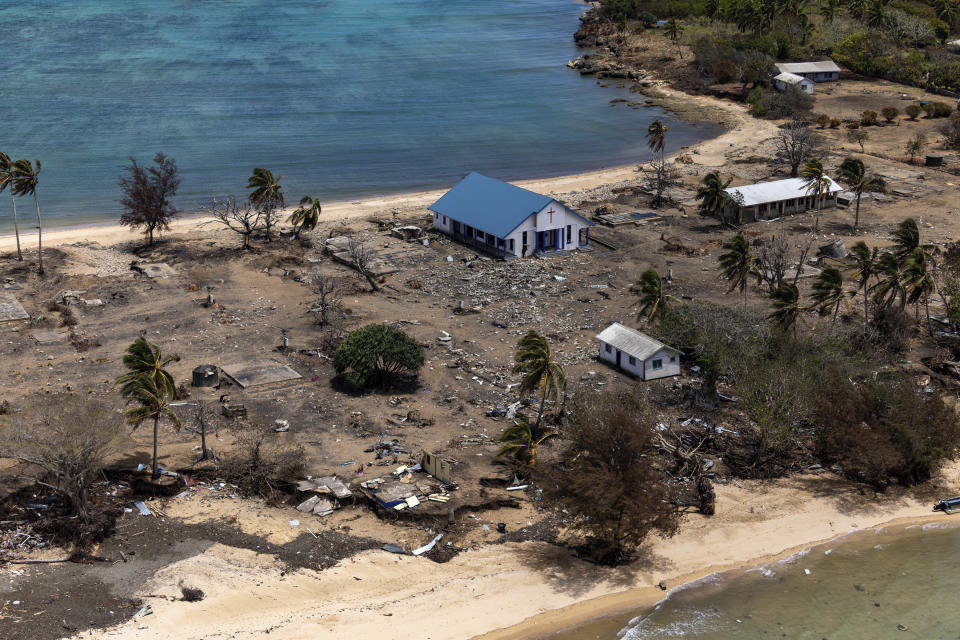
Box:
[724,176,844,223]
[429,172,593,258]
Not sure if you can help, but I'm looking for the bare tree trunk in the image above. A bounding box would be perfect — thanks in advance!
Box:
[854,193,861,230]
[151,416,160,481]
[863,283,869,329]
[34,193,43,274]
[925,292,932,336]
[9,193,21,261]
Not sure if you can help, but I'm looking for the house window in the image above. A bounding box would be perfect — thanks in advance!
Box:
[522,231,528,245]
[509,239,515,251]
[652,359,663,370]
[628,356,636,366]
[670,355,676,362]
[604,344,612,353]
[566,225,572,242]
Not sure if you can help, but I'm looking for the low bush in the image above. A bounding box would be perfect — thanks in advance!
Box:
[220,429,306,504]
[713,59,736,83]
[881,107,899,123]
[905,104,922,120]
[861,110,879,126]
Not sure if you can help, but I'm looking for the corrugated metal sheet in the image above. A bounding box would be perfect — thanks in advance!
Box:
[776,61,841,74]
[428,172,553,238]
[725,176,844,207]
[774,72,809,86]
[595,323,676,360]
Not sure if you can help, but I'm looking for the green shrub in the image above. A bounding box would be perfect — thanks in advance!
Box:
[905,103,922,119]
[333,324,425,388]
[637,10,657,26]
[881,106,899,122]
[747,85,766,116]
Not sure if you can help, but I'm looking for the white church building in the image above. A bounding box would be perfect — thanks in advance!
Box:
[429,172,593,258]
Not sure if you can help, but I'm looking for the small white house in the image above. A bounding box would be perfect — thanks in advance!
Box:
[596,323,680,380]
[723,176,844,223]
[774,72,814,95]
[774,61,841,82]
[429,172,593,258]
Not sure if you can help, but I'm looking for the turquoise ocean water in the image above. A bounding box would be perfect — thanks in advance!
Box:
[551,521,960,640]
[0,0,719,233]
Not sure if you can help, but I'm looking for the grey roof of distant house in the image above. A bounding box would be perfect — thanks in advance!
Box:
[595,323,677,360]
[776,61,841,74]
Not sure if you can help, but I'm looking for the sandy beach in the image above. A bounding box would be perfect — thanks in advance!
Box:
[64,462,952,640]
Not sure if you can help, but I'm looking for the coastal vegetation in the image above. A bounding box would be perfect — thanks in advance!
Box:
[118,153,182,246]
[332,324,424,389]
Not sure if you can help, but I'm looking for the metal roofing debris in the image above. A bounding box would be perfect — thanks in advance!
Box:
[429,171,554,238]
[220,361,302,388]
[775,61,841,74]
[595,322,678,360]
[725,176,844,207]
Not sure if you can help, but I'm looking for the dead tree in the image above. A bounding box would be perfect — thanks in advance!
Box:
[192,401,219,464]
[792,236,816,286]
[776,119,818,178]
[641,156,681,208]
[758,235,789,294]
[205,196,262,249]
[311,275,343,327]
[350,242,380,292]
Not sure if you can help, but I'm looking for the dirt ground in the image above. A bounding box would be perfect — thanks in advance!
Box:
[1,69,959,639]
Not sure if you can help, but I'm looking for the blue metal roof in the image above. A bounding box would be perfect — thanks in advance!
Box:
[429,172,553,239]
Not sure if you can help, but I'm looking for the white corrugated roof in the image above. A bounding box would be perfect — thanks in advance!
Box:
[595,323,676,360]
[725,176,844,207]
[774,72,810,85]
[776,61,841,74]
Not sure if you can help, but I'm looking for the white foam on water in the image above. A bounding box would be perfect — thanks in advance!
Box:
[923,522,949,530]
[619,606,722,639]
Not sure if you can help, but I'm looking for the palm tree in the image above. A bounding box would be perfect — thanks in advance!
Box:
[289,195,321,237]
[820,0,840,22]
[811,266,848,322]
[769,282,802,334]
[696,171,733,226]
[847,241,879,328]
[116,336,180,399]
[870,251,907,310]
[496,414,559,466]
[125,374,182,480]
[632,268,674,324]
[10,158,43,274]
[800,157,831,233]
[646,120,667,155]
[664,18,684,58]
[513,331,566,432]
[837,158,886,230]
[718,234,759,308]
[705,0,725,35]
[246,167,284,241]
[0,153,22,261]
[891,218,936,266]
[903,247,936,334]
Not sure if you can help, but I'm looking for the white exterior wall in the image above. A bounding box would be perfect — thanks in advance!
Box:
[643,348,681,380]
[431,212,453,234]
[502,200,589,257]
[598,342,680,380]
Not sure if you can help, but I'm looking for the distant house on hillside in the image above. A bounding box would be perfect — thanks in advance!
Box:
[723,176,844,223]
[429,172,593,258]
[774,61,841,82]
[774,72,814,95]
[595,323,680,380]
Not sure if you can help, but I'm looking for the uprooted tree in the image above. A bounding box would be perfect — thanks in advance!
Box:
[333,323,424,389]
[0,394,125,522]
[535,390,681,565]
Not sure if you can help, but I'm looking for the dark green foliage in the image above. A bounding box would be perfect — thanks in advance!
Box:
[118,153,181,246]
[816,371,960,488]
[637,10,658,25]
[535,390,681,565]
[834,32,960,93]
[333,324,424,388]
[765,86,815,119]
[905,103,922,119]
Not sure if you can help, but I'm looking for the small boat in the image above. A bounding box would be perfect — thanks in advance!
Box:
[933,497,960,513]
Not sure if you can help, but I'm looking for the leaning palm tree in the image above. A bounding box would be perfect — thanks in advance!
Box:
[125,374,182,480]
[632,268,674,324]
[891,218,937,266]
[116,336,180,399]
[0,152,22,261]
[696,171,733,226]
[769,282,802,335]
[903,247,936,334]
[246,167,284,241]
[513,331,566,432]
[10,158,43,274]
[811,265,848,323]
[800,157,831,233]
[646,120,667,155]
[847,241,879,328]
[870,251,907,310]
[289,195,321,237]
[718,234,760,308]
[837,157,886,230]
[496,414,559,466]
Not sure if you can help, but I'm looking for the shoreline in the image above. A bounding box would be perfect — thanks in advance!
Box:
[476,513,953,640]
[0,91,751,253]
